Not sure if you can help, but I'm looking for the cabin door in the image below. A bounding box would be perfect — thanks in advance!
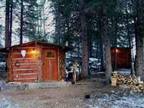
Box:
[43,50,58,81]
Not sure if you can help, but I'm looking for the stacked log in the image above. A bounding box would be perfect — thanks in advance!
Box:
[111,72,144,93]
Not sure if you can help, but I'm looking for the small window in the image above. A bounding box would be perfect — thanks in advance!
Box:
[46,51,55,58]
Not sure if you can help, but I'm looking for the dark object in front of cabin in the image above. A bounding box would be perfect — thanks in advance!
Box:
[1,41,67,82]
[84,94,90,99]
[111,48,131,70]
[65,72,73,82]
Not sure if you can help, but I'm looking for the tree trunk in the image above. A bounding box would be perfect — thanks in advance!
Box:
[5,0,11,48]
[80,0,89,78]
[55,1,62,45]
[112,16,118,71]
[101,9,112,82]
[126,10,135,75]
[9,0,13,45]
[98,16,104,71]
[134,0,144,80]
[20,0,23,44]
[134,18,144,78]
[135,36,143,78]
[135,22,144,79]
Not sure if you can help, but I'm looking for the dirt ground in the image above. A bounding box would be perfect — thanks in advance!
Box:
[0,79,115,108]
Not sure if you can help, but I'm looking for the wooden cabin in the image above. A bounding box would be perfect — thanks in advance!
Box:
[111,47,131,69]
[2,41,67,82]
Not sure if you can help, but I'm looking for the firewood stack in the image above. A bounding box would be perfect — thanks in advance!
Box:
[111,72,144,93]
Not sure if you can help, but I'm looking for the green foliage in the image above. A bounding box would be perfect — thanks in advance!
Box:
[13,0,48,42]
[22,0,39,40]
[50,0,129,48]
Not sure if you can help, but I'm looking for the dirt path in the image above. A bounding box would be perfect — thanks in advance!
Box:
[0,80,115,108]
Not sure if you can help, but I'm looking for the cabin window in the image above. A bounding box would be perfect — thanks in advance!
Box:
[46,51,55,58]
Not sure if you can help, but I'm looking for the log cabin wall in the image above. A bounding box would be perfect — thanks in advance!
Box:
[111,48,131,69]
[8,45,42,82]
[6,41,66,82]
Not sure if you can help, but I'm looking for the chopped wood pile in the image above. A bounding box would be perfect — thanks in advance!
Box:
[111,72,144,93]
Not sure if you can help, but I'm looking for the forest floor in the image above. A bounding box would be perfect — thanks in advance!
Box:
[0,79,144,108]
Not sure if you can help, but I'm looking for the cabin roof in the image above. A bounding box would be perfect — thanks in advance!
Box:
[0,41,69,53]
[111,47,131,49]
[11,41,65,48]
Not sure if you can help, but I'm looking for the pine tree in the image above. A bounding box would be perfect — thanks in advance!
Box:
[133,0,144,79]
[79,0,89,78]
[5,0,13,48]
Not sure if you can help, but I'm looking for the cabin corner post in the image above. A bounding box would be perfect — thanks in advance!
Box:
[58,48,65,81]
[59,50,65,80]
[7,51,11,81]
[63,52,66,79]
[8,49,13,82]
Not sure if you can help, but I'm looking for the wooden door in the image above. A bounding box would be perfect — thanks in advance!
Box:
[43,50,58,81]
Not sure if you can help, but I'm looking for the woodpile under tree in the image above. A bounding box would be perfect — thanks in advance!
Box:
[112,72,144,93]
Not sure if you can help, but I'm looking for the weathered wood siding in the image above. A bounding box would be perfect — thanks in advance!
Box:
[7,42,66,82]
[42,47,59,81]
[8,47,42,82]
[111,48,131,69]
